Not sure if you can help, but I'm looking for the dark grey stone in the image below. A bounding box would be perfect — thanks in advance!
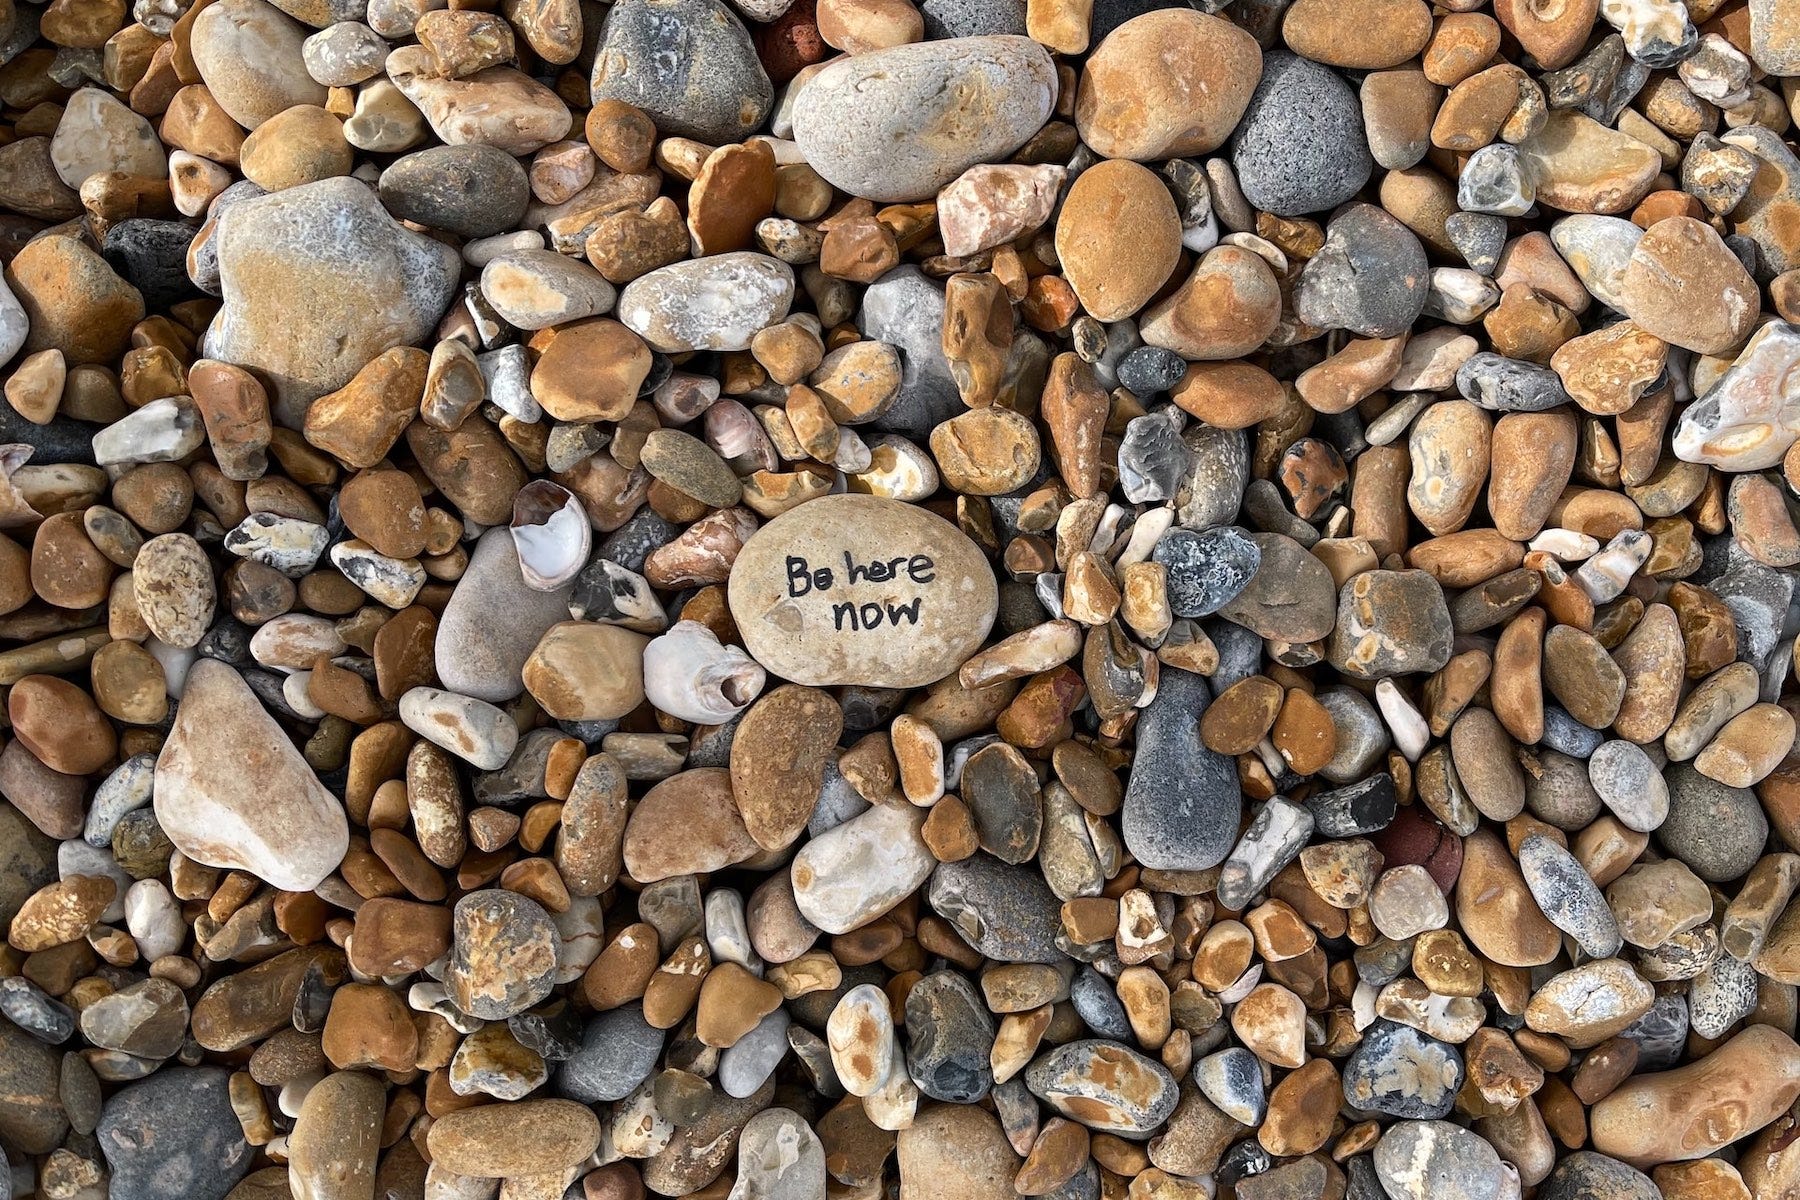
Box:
[1231,51,1372,217]
[1540,1152,1659,1200]
[904,972,996,1103]
[1455,352,1574,412]
[378,145,530,238]
[1153,526,1261,618]
[1123,668,1240,871]
[102,219,200,312]
[1294,203,1429,338]
[1070,967,1133,1041]
[918,0,1025,37]
[1118,410,1191,504]
[927,854,1065,964]
[1117,345,1187,396]
[96,1067,252,1200]
[1307,774,1397,837]
[1444,211,1506,275]
[557,1004,665,1103]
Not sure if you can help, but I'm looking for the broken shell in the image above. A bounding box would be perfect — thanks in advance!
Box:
[643,619,767,725]
[511,480,591,591]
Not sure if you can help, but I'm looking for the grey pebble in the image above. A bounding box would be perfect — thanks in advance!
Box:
[590,0,771,145]
[1192,1046,1265,1125]
[557,1004,664,1103]
[102,218,200,312]
[1070,967,1133,1042]
[1176,422,1249,530]
[1343,1021,1464,1120]
[1123,668,1241,872]
[1659,763,1768,882]
[905,971,996,1103]
[1619,992,1689,1070]
[860,266,960,438]
[1294,203,1429,338]
[0,976,75,1043]
[1456,352,1574,412]
[1444,210,1506,275]
[435,526,574,703]
[1373,1119,1506,1200]
[1540,705,1605,757]
[1307,774,1397,838]
[1118,410,1191,504]
[719,1008,790,1099]
[1539,1152,1659,1200]
[1588,740,1669,833]
[379,145,530,239]
[918,0,1024,37]
[1231,51,1373,218]
[1688,953,1758,1038]
[1318,689,1391,784]
[1518,834,1623,958]
[927,854,1065,964]
[97,1067,252,1200]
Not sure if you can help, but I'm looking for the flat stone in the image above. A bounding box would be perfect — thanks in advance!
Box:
[619,252,794,353]
[1024,1039,1179,1137]
[791,800,935,934]
[436,526,576,703]
[1123,668,1241,872]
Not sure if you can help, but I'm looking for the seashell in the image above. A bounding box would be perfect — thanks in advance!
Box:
[510,479,590,591]
[643,620,766,725]
[0,444,43,529]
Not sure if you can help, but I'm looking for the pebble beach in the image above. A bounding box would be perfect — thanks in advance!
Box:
[9,0,1800,1198]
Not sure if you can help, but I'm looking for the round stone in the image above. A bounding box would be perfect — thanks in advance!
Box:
[1056,160,1182,321]
[727,493,997,689]
[1075,9,1262,160]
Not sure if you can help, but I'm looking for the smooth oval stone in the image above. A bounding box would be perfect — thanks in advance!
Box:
[378,145,530,238]
[153,659,349,892]
[288,1070,383,1200]
[434,526,575,703]
[97,1068,252,1200]
[1123,667,1241,871]
[590,0,772,144]
[618,252,794,353]
[728,493,997,688]
[791,800,935,934]
[1024,1040,1179,1137]
[1374,1119,1506,1200]
[792,36,1058,203]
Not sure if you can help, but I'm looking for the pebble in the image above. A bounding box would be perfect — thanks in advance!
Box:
[97,1068,252,1200]
[1374,1119,1507,1200]
[1296,204,1429,338]
[1075,10,1261,161]
[153,659,349,891]
[1343,1020,1464,1119]
[619,252,794,352]
[434,526,574,703]
[591,0,771,144]
[1024,1039,1179,1136]
[558,1005,664,1102]
[1232,51,1374,217]
[207,177,460,420]
[793,36,1056,202]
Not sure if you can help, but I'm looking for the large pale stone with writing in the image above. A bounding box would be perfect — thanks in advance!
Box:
[727,493,997,688]
[153,659,349,891]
